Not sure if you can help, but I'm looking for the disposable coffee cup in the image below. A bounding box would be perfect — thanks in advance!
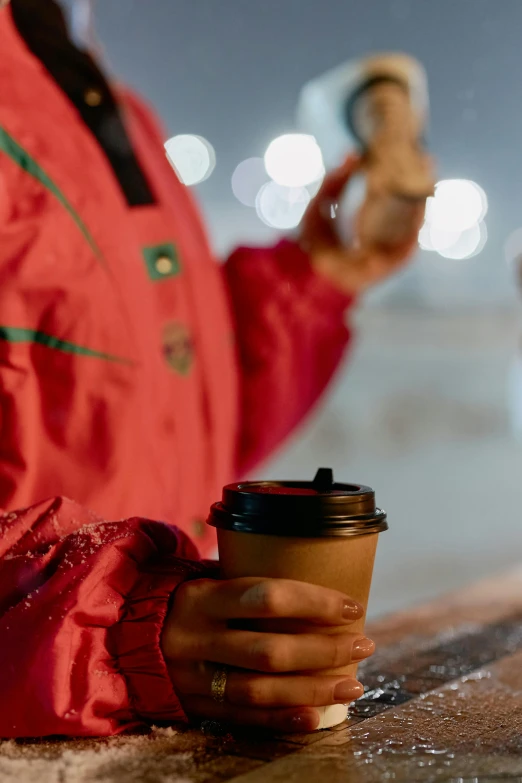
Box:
[207,468,388,730]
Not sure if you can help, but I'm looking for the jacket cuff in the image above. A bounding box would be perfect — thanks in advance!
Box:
[114,556,211,723]
[275,239,355,319]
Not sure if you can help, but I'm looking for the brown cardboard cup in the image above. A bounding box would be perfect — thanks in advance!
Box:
[207,468,387,730]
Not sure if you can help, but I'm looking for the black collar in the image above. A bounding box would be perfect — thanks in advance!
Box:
[10,0,155,207]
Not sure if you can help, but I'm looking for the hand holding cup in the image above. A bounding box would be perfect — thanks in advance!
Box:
[162,577,374,733]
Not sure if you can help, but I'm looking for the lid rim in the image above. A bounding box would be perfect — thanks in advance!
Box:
[212,472,387,538]
[208,503,388,537]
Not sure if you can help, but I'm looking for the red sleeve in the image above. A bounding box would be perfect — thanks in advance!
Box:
[225,239,354,475]
[0,496,208,738]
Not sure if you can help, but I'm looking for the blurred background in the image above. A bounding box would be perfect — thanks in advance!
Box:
[95,0,522,617]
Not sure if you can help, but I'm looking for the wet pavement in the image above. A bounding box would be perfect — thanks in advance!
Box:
[3,567,522,782]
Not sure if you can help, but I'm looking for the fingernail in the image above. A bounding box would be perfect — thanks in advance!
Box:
[342,601,364,621]
[333,680,364,703]
[287,710,320,733]
[352,637,375,661]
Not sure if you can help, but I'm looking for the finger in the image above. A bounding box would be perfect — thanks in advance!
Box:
[173,664,364,708]
[196,630,374,672]
[181,695,321,734]
[203,578,364,625]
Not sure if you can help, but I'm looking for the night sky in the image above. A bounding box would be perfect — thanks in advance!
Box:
[92,0,522,306]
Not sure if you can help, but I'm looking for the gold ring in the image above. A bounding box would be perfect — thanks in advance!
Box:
[211,666,228,704]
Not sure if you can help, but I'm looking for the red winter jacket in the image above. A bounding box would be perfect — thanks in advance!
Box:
[0,8,352,736]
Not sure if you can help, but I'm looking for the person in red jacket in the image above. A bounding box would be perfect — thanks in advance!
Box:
[0,0,424,737]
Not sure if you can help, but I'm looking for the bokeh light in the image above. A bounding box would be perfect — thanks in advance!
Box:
[164,134,216,186]
[420,178,488,260]
[419,223,462,253]
[264,134,325,188]
[255,181,311,229]
[436,222,487,260]
[420,221,487,260]
[231,158,268,207]
[425,179,488,233]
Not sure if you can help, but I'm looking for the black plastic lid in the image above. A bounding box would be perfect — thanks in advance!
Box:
[207,468,388,538]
